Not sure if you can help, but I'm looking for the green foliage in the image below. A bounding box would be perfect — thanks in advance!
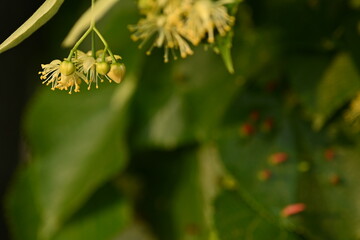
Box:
[4,0,360,240]
[0,0,64,53]
[289,53,360,129]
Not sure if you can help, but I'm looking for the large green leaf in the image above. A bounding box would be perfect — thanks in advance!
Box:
[0,0,64,53]
[130,146,215,240]
[214,102,360,239]
[289,53,360,129]
[5,167,41,240]
[6,171,131,240]
[6,1,143,239]
[7,81,135,240]
[131,47,241,149]
[215,190,300,240]
[171,150,209,240]
[53,184,131,240]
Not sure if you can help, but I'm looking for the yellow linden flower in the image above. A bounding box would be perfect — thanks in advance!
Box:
[75,50,123,89]
[39,59,62,90]
[75,51,99,89]
[183,0,235,45]
[55,74,83,94]
[39,59,86,94]
[130,1,194,62]
[131,0,235,62]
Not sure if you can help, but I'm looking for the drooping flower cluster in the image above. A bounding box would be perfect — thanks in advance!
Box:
[39,50,125,94]
[130,0,236,62]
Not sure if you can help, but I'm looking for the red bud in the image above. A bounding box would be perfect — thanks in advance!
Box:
[269,152,288,165]
[281,203,306,217]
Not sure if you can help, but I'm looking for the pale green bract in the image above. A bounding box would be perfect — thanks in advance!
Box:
[62,0,119,47]
[0,0,64,54]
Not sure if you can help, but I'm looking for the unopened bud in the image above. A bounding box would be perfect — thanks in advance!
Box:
[269,152,288,165]
[240,123,255,137]
[258,169,272,181]
[60,61,75,76]
[281,203,306,217]
[107,63,125,83]
[96,62,110,75]
[324,148,335,161]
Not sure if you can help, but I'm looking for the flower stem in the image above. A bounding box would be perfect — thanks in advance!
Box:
[91,0,96,57]
[67,27,93,60]
[91,31,96,57]
[93,27,116,62]
[91,0,95,27]
[67,0,96,60]
[102,46,107,61]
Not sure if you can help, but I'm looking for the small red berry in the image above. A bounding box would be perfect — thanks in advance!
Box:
[281,203,306,217]
[257,169,272,181]
[240,123,255,137]
[324,149,335,161]
[269,152,288,165]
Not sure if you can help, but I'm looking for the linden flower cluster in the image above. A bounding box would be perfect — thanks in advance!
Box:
[130,0,236,62]
[39,50,125,94]
[39,0,125,95]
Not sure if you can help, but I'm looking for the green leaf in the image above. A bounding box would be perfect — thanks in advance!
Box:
[314,53,360,129]
[214,95,360,240]
[213,2,241,74]
[215,190,300,240]
[6,170,132,240]
[6,1,143,238]
[53,184,131,240]
[5,167,41,240]
[131,146,213,240]
[16,83,134,240]
[349,0,360,9]
[215,30,235,74]
[288,55,330,116]
[171,150,209,240]
[0,0,64,54]
[214,122,311,239]
[289,53,360,129]
[62,0,119,47]
[294,128,360,239]
[132,47,240,149]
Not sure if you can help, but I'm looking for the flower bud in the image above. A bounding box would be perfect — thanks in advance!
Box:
[60,61,76,76]
[257,169,271,181]
[96,62,110,75]
[268,152,288,165]
[107,63,126,83]
[239,123,255,137]
[281,203,306,217]
[324,148,335,161]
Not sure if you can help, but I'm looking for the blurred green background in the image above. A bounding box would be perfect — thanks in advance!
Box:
[1,0,360,240]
